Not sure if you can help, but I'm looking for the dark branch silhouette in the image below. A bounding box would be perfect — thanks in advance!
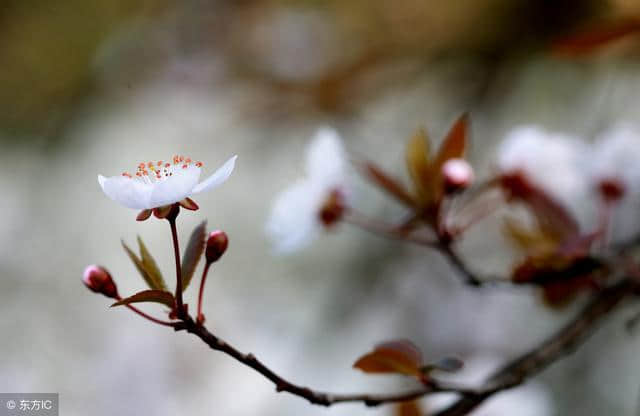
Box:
[170,277,637,411]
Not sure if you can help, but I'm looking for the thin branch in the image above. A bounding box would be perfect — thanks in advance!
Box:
[171,278,636,411]
[343,211,439,248]
[173,314,473,406]
[123,303,177,327]
[436,244,484,286]
[343,210,508,287]
[435,278,638,416]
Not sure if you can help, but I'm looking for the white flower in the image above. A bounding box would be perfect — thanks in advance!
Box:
[591,124,640,242]
[266,128,348,253]
[496,125,590,216]
[98,154,237,210]
[591,123,640,191]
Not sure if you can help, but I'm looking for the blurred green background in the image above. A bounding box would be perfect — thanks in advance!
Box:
[2,0,640,415]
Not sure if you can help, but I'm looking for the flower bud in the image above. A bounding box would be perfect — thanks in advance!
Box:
[82,265,118,298]
[442,158,474,194]
[206,230,228,263]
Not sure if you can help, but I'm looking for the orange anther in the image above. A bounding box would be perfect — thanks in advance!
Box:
[195,162,203,167]
[185,157,192,163]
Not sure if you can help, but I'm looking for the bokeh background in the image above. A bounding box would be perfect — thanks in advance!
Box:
[3,1,640,415]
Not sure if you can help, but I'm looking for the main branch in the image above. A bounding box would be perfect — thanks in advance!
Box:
[435,278,637,416]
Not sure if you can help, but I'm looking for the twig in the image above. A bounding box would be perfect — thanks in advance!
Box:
[169,278,636,411]
[436,244,484,286]
[343,211,439,248]
[343,210,507,287]
[173,315,474,406]
[434,278,638,416]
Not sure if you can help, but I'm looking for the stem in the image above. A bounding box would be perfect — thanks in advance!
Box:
[115,297,175,327]
[343,210,438,247]
[197,262,212,322]
[171,278,637,409]
[169,217,184,315]
[173,314,473,406]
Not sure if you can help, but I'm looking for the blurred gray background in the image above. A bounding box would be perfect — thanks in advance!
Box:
[2,1,640,415]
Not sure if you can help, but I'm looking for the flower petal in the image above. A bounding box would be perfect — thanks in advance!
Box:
[497,126,589,211]
[192,155,237,194]
[305,128,347,186]
[98,174,153,210]
[265,179,326,253]
[147,165,201,208]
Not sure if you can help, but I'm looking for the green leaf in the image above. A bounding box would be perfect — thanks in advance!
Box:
[181,220,207,291]
[122,239,165,291]
[122,240,154,290]
[137,236,167,291]
[111,290,175,308]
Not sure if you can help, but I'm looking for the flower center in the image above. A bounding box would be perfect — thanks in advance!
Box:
[319,188,346,227]
[121,155,203,184]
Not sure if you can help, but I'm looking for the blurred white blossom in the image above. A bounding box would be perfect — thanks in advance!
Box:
[591,124,640,242]
[98,155,237,210]
[591,124,640,192]
[497,125,590,206]
[266,128,349,253]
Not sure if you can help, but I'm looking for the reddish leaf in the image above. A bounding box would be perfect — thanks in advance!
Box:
[406,128,432,205]
[353,340,423,376]
[361,161,415,207]
[433,113,469,171]
[553,18,640,56]
[542,277,594,307]
[111,290,175,308]
[512,255,605,307]
[181,220,207,291]
[500,173,579,241]
[395,400,423,416]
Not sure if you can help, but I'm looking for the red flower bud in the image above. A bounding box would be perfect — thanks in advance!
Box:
[442,158,474,194]
[206,230,228,263]
[82,265,118,298]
